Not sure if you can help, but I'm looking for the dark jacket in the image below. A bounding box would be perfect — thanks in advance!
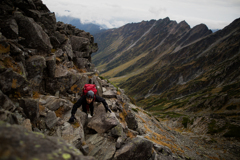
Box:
[71,95,109,116]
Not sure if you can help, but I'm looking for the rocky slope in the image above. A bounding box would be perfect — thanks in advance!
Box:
[1,1,240,160]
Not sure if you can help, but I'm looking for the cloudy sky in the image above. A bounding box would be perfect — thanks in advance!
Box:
[42,0,240,29]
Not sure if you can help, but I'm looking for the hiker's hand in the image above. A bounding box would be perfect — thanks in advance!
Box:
[69,115,76,123]
[106,108,112,113]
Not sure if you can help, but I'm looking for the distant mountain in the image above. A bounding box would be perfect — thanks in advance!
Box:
[56,15,108,35]
[211,29,220,33]
[93,17,240,124]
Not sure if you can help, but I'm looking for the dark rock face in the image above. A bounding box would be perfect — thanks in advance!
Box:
[113,137,153,160]
[26,55,46,89]
[19,98,39,122]
[125,112,138,130]
[15,15,53,53]
[0,122,95,160]
[87,104,118,133]
[0,69,32,97]
[0,18,19,39]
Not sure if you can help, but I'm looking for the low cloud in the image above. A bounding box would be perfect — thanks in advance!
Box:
[42,0,240,29]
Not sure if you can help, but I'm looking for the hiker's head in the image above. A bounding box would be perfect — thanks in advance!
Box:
[86,90,94,104]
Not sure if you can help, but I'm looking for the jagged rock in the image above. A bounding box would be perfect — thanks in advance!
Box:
[55,49,64,57]
[45,55,56,78]
[86,133,116,160]
[0,109,19,125]
[63,61,74,68]
[0,90,16,111]
[9,42,23,55]
[45,66,88,95]
[116,137,124,149]
[1,18,18,39]
[74,51,90,58]
[15,14,52,52]
[54,31,66,44]
[61,121,85,145]
[38,12,56,35]
[26,55,46,89]
[61,39,74,60]
[103,90,117,98]
[87,104,118,133]
[91,76,103,97]
[0,68,32,97]
[43,96,72,112]
[70,35,89,52]
[50,36,61,48]
[19,98,39,122]
[125,112,138,130]
[33,0,50,12]
[13,0,36,10]
[111,123,124,138]
[45,111,59,129]
[75,110,88,128]
[113,136,153,160]
[0,122,96,160]
[22,119,32,131]
[74,58,92,71]
[154,144,173,156]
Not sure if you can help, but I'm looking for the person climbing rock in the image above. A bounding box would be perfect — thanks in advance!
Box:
[69,90,111,123]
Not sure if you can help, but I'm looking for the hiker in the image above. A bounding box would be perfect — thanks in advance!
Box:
[69,90,111,123]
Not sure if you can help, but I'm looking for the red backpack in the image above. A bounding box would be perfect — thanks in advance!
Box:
[82,84,97,98]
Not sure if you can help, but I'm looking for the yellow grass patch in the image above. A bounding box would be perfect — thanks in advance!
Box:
[55,106,65,118]
[14,92,21,98]
[39,104,45,113]
[71,84,80,94]
[0,44,10,54]
[211,87,222,94]
[71,121,80,129]
[101,52,149,78]
[1,57,22,74]
[33,91,40,99]
[11,79,18,89]
[136,114,146,123]
[127,130,136,139]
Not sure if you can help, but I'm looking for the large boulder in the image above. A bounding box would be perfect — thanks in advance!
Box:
[91,76,103,97]
[61,39,74,60]
[38,12,56,35]
[87,104,119,133]
[45,66,88,95]
[0,122,95,160]
[54,31,66,44]
[45,55,56,78]
[125,112,138,130]
[0,90,16,111]
[0,18,19,39]
[74,58,92,71]
[15,13,52,53]
[61,121,85,145]
[86,134,116,160]
[0,109,19,125]
[70,36,89,52]
[113,136,153,160]
[0,68,32,97]
[33,0,50,12]
[45,111,59,129]
[25,55,46,89]
[12,0,37,11]
[19,98,39,122]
